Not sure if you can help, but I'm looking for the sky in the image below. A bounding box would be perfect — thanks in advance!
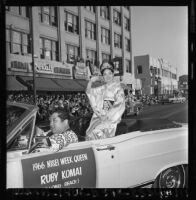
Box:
[131,6,188,77]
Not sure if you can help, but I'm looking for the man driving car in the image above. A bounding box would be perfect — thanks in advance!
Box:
[36,108,78,152]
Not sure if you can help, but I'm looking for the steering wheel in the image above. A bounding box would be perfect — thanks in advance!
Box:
[30,136,51,153]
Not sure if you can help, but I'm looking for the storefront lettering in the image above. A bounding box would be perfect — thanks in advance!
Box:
[11,61,28,72]
[54,67,71,75]
[36,63,53,73]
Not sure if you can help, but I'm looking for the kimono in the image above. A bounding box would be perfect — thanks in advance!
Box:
[86,80,125,140]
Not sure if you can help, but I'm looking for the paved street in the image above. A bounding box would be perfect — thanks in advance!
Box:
[128,102,188,123]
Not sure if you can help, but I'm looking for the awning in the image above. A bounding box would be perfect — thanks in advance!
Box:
[53,79,85,91]
[18,76,64,91]
[74,79,88,90]
[18,76,87,91]
[7,76,27,91]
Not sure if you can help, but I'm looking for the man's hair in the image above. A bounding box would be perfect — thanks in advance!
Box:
[51,108,70,121]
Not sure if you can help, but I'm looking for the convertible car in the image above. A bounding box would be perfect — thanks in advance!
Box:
[7,101,188,188]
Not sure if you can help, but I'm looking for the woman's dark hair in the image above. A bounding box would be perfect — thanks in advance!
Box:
[100,59,114,75]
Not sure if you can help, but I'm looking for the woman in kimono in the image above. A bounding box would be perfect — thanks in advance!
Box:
[85,60,125,140]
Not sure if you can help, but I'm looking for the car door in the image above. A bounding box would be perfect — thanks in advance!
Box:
[7,113,97,188]
[7,114,37,188]
[90,137,120,188]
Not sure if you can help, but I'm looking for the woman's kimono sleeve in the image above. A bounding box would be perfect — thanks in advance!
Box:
[106,86,125,123]
[86,85,104,115]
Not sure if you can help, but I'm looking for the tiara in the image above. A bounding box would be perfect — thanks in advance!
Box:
[100,64,113,72]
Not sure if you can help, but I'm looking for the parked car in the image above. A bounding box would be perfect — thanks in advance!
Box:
[124,100,143,117]
[159,95,186,104]
[7,101,188,188]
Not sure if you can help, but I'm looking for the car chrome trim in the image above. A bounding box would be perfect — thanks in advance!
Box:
[129,180,155,188]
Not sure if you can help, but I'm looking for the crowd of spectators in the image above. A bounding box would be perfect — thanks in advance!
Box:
[7,92,93,123]
[7,91,159,121]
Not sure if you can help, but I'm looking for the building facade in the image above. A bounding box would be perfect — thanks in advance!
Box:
[178,75,188,97]
[134,55,178,96]
[6,6,134,91]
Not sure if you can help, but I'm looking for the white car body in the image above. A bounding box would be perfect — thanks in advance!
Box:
[7,102,188,188]
[168,97,186,103]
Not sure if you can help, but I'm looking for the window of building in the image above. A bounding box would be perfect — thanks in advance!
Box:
[6,28,11,53]
[86,49,97,65]
[38,7,57,27]
[6,6,29,18]
[100,6,110,20]
[124,17,130,31]
[113,10,121,26]
[102,53,111,61]
[124,6,129,11]
[150,77,153,85]
[8,30,31,55]
[172,73,177,79]
[125,59,131,73]
[64,11,79,34]
[101,27,110,45]
[137,65,142,74]
[84,6,96,13]
[114,33,122,49]
[40,38,59,61]
[85,20,96,40]
[66,44,79,63]
[125,38,130,52]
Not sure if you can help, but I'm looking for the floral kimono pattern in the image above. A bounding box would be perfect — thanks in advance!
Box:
[86,80,125,140]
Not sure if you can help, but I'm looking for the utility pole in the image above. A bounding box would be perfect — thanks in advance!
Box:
[30,7,36,105]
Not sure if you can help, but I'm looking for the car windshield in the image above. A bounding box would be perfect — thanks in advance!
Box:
[7,105,26,131]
